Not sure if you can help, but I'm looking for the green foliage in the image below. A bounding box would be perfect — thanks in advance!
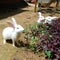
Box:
[24,22,49,42]
[23,29,28,33]
[23,22,50,53]
[45,50,51,58]
[23,18,60,60]
[30,36,35,41]
[29,41,36,47]
[29,40,37,51]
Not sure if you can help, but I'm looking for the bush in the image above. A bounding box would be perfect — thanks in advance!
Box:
[23,18,60,60]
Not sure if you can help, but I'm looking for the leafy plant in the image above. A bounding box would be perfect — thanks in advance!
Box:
[45,50,51,58]
[24,22,50,51]
[29,41,36,47]
[37,18,60,60]
[23,18,60,60]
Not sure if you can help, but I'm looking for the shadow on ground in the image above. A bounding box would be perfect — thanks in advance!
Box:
[0,1,28,19]
[0,9,29,19]
[38,7,60,15]
[6,39,29,48]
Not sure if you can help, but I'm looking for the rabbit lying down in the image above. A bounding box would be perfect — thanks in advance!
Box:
[37,12,58,24]
[2,18,24,46]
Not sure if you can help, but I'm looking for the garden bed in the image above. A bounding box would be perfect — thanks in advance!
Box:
[0,3,60,60]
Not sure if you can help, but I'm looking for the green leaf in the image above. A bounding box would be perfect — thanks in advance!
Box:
[45,50,51,58]
[30,26,36,30]
[29,41,36,47]
[30,36,35,40]
[23,29,28,33]
[49,35,53,38]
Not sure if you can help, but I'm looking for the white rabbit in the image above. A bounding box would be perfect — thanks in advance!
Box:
[37,12,45,23]
[45,16,57,24]
[2,17,24,46]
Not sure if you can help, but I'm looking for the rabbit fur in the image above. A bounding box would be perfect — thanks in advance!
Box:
[37,12,45,23]
[37,12,58,24]
[45,16,57,24]
[2,17,24,46]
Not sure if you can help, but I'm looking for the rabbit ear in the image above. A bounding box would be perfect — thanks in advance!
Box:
[11,17,17,26]
[38,12,41,16]
[37,12,41,17]
[6,21,15,28]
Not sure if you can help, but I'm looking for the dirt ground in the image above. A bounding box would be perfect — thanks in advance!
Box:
[0,3,60,60]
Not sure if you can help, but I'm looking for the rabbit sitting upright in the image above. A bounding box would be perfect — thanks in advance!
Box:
[37,12,45,23]
[2,18,24,46]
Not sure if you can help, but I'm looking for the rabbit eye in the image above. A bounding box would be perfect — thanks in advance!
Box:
[17,27,19,29]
